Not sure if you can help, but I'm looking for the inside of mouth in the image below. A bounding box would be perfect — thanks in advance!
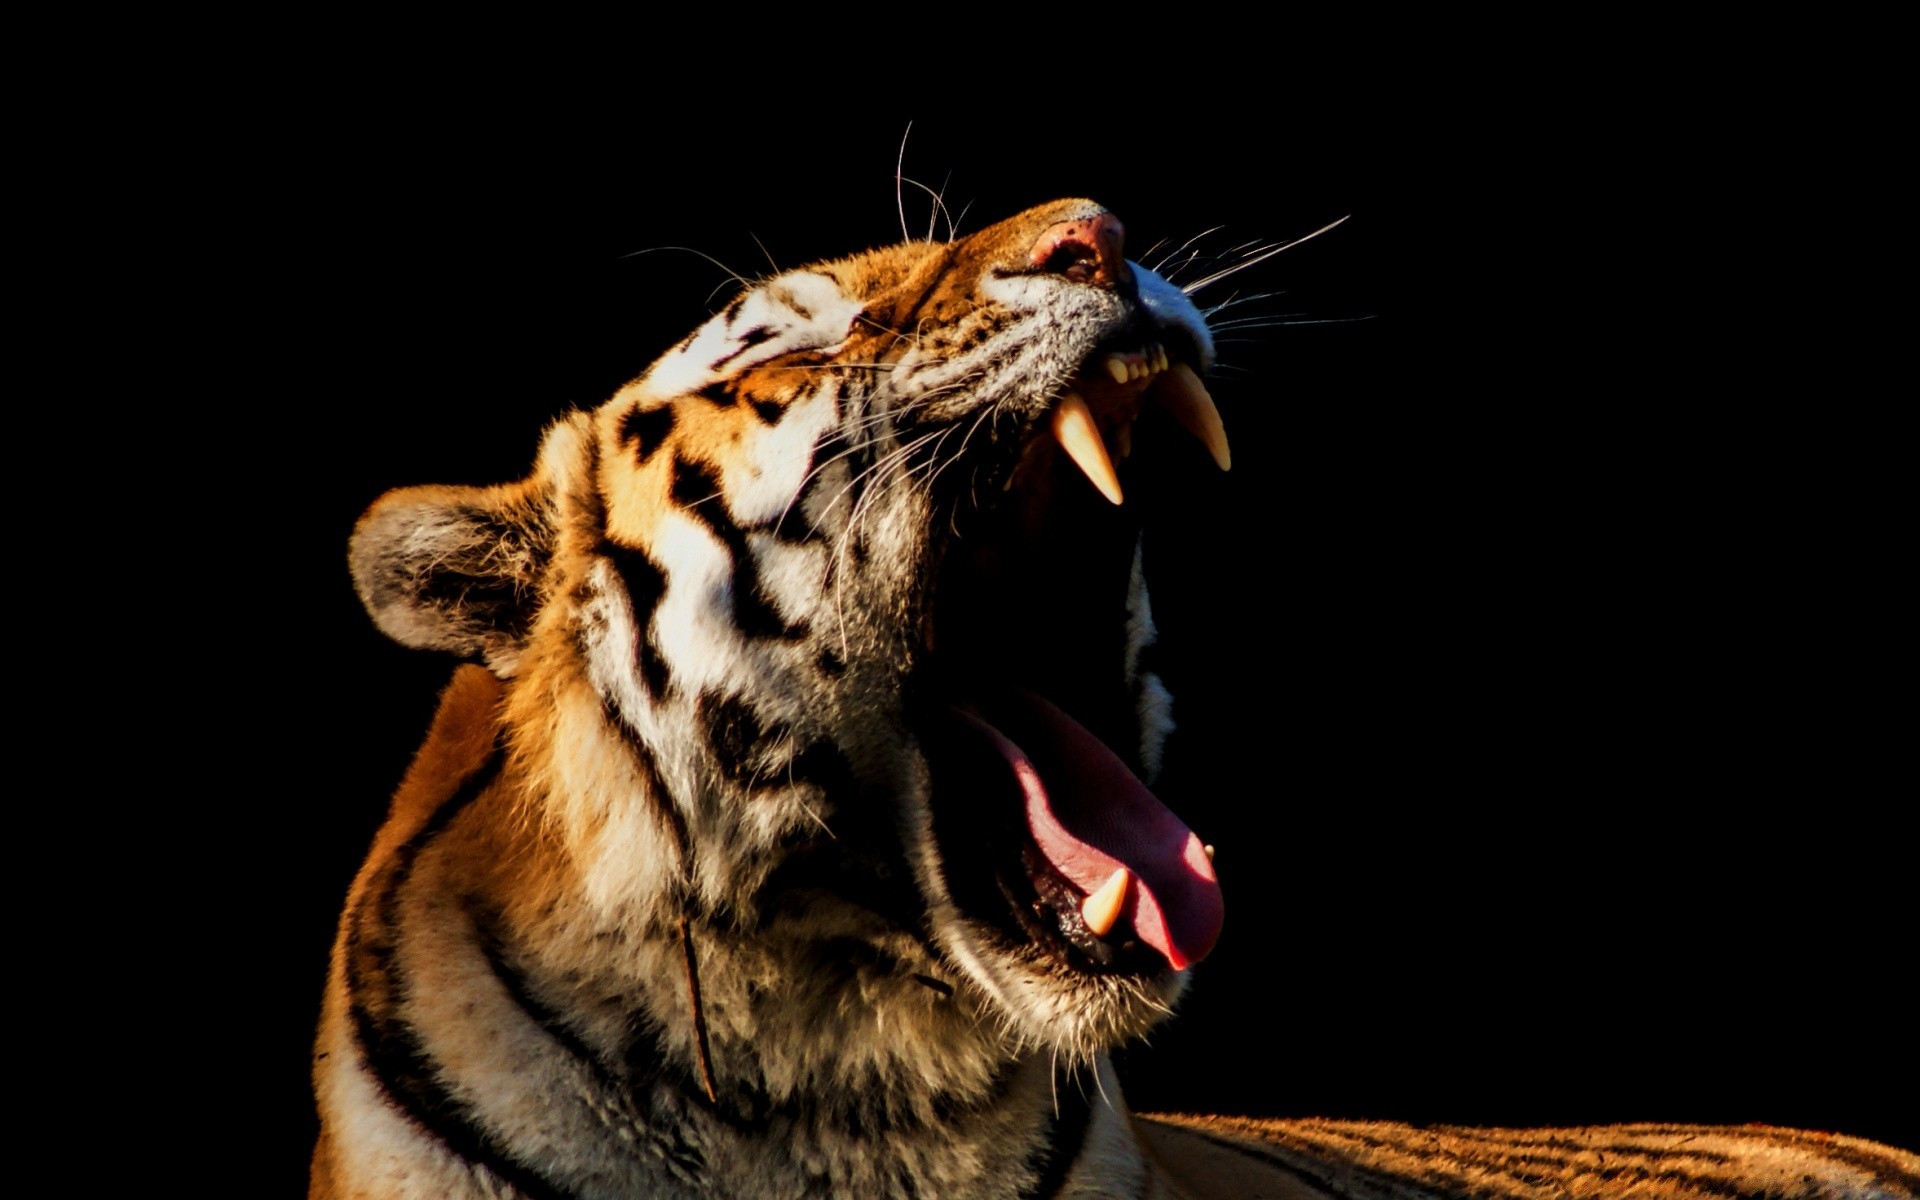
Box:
[952,693,1222,971]
[920,346,1225,973]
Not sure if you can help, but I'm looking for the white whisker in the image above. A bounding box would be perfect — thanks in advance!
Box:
[620,245,755,291]
[1180,215,1350,294]
[895,123,914,244]
[747,230,781,276]
[1147,225,1226,276]
[900,176,956,246]
[1203,290,1290,318]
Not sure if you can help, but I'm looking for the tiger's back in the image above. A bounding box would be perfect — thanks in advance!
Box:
[1137,1116,1920,1199]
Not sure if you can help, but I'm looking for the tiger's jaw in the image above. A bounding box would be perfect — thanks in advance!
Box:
[871,210,1227,1057]
[903,391,1224,1055]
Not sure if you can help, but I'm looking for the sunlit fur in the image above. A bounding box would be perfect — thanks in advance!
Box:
[315,202,1919,1200]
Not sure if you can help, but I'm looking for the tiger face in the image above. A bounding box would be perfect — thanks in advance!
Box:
[351,199,1227,1071]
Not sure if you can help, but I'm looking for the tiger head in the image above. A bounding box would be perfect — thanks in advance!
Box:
[351,199,1227,1075]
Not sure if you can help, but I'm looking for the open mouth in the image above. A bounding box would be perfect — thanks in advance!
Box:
[916,336,1229,979]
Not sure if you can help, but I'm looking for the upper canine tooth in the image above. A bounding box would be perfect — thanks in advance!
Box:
[1081,867,1130,938]
[1105,355,1129,385]
[1156,363,1232,471]
[1052,392,1124,505]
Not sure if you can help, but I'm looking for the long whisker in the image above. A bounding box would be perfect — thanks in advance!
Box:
[777,369,996,536]
[620,245,755,291]
[1180,215,1350,294]
[900,177,956,246]
[895,123,914,244]
[747,231,781,276]
[921,406,1000,537]
[1158,247,1207,286]
[1146,225,1227,276]
[1210,314,1313,330]
[765,361,897,373]
[934,171,951,242]
[1203,289,1290,318]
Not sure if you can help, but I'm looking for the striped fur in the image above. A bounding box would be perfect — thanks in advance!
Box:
[1136,1117,1919,1199]
[315,202,1915,1199]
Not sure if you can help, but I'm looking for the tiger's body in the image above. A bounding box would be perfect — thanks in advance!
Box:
[313,200,1916,1199]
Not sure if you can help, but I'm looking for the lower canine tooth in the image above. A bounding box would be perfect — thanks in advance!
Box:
[1052,392,1124,505]
[1156,363,1232,471]
[1081,867,1130,938]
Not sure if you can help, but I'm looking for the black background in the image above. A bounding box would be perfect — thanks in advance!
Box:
[223,89,1911,1188]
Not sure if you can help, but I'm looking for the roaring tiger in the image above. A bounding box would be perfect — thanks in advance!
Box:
[313,200,1916,1199]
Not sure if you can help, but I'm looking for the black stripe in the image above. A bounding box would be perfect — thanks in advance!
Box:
[840,438,872,534]
[467,696,715,1165]
[768,468,825,545]
[1311,1123,1621,1199]
[671,455,809,640]
[1733,1125,1920,1194]
[345,1003,575,1200]
[1577,1161,1764,1200]
[1416,1126,1790,1200]
[344,749,580,1200]
[696,689,794,787]
[910,974,953,998]
[620,1007,673,1084]
[598,537,673,697]
[1234,1122,1845,1200]
[474,920,621,1086]
[472,916,716,1186]
[599,694,693,872]
[1020,1084,1092,1200]
[710,324,776,371]
[697,381,735,408]
[1434,1124,1734,1168]
[619,403,677,465]
[344,746,501,991]
[749,398,786,425]
[783,738,858,795]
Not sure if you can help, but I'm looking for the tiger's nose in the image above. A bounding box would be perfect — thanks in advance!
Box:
[1029,211,1131,289]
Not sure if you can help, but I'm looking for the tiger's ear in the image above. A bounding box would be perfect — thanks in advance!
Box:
[349,414,591,677]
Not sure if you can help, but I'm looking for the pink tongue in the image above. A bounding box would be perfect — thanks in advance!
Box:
[958,693,1223,970]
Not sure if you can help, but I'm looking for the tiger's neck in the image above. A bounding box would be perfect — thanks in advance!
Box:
[462,837,1145,1197]
[426,699,1140,1198]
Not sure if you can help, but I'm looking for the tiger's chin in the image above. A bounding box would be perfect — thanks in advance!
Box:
[899,340,1226,1062]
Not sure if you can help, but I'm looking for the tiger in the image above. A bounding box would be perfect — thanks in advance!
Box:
[312,198,1918,1199]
